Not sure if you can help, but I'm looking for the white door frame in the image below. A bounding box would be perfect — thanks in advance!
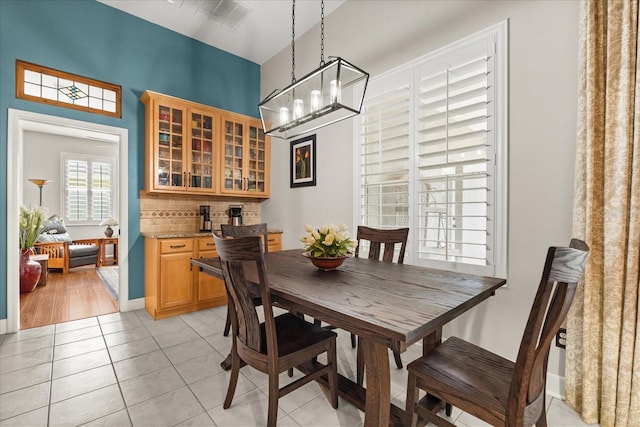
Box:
[6,108,129,333]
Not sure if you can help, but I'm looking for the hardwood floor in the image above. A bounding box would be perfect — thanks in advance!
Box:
[19,266,118,330]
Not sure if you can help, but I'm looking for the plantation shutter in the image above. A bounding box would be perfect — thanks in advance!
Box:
[417,37,496,269]
[359,71,411,229]
[63,154,115,224]
[356,23,507,277]
[66,159,89,221]
[91,161,111,221]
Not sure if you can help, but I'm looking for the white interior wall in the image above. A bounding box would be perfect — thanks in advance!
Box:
[23,130,119,241]
[261,0,580,385]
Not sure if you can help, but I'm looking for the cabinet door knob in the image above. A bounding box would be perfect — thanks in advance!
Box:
[170,244,186,248]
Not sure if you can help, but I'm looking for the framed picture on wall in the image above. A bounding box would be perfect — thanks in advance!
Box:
[290,134,316,188]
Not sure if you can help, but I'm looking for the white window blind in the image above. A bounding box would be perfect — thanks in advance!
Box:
[355,22,508,277]
[360,78,411,229]
[65,159,89,221]
[91,161,112,220]
[63,154,114,224]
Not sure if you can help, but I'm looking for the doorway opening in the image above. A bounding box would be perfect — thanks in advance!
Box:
[7,109,129,333]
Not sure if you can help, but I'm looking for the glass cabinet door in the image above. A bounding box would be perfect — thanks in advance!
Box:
[156,104,185,189]
[222,118,244,192]
[189,110,215,192]
[247,124,266,193]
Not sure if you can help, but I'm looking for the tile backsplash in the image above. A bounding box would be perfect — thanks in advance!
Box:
[140,193,262,234]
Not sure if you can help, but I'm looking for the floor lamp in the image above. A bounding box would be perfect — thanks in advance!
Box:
[28,179,53,206]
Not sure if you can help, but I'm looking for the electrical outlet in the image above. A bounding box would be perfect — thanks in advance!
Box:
[555,328,567,349]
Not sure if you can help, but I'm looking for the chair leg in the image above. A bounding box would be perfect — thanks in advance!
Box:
[267,373,279,427]
[351,333,356,348]
[223,349,240,409]
[393,350,403,369]
[356,337,365,386]
[223,311,231,337]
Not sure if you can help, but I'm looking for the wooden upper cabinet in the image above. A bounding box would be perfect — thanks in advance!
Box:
[220,113,270,198]
[188,107,217,193]
[141,91,269,198]
[151,98,188,192]
[142,91,221,195]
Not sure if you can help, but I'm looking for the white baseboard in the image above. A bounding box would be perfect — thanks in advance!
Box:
[546,371,565,400]
[124,298,145,311]
[0,318,7,335]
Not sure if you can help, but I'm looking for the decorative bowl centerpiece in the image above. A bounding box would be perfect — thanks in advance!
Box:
[301,223,357,271]
[303,253,348,270]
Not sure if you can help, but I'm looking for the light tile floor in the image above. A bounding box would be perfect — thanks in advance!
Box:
[0,306,599,426]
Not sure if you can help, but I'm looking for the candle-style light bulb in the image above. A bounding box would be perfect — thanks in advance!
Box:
[293,99,304,120]
[310,90,322,113]
[279,107,289,126]
[330,80,342,104]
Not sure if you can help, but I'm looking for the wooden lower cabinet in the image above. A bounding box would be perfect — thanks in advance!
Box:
[267,232,282,252]
[145,236,226,320]
[197,238,226,303]
[159,251,194,310]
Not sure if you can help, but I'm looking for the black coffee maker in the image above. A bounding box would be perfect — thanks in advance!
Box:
[228,205,242,226]
[199,205,212,232]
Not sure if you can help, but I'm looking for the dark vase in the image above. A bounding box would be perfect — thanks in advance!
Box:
[104,225,114,237]
[20,249,41,293]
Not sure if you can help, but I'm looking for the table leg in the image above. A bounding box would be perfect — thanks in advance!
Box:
[422,327,442,355]
[360,337,391,427]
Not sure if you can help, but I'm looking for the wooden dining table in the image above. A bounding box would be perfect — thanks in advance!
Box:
[192,249,506,426]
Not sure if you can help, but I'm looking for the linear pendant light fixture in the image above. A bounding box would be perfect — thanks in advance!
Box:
[259,0,369,140]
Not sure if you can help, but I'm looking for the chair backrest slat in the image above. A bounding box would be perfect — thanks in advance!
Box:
[221,223,270,253]
[507,239,589,426]
[355,226,409,264]
[214,235,274,354]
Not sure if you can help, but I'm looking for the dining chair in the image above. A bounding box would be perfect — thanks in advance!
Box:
[220,223,270,252]
[220,223,269,337]
[353,226,409,385]
[214,234,338,427]
[403,239,589,427]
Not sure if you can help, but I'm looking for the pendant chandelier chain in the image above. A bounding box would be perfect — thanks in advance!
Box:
[319,0,325,66]
[291,0,296,83]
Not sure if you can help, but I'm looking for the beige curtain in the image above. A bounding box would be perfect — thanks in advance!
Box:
[566,0,640,426]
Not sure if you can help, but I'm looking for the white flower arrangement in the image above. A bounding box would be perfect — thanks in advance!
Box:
[301,223,357,258]
[100,218,119,227]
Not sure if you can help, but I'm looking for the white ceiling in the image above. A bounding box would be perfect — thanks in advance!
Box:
[98,0,346,65]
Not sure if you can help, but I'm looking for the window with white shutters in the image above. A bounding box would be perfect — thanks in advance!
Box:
[355,22,508,277]
[65,159,89,222]
[360,79,411,229]
[63,154,115,224]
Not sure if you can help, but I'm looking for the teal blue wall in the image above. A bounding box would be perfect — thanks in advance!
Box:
[0,0,261,319]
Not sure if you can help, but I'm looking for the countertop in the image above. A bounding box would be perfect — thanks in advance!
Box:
[141,229,283,239]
